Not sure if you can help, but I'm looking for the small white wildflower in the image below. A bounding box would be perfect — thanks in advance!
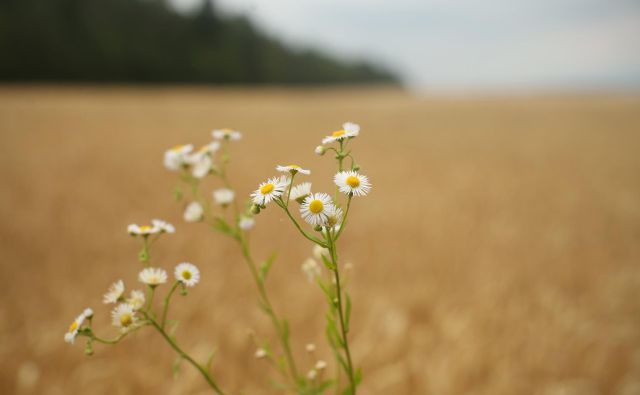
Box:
[334,170,371,197]
[191,154,213,179]
[300,193,335,226]
[213,188,235,206]
[301,258,321,283]
[251,176,289,206]
[103,279,125,304]
[307,369,317,380]
[174,262,200,287]
[111,303,137,330]
[324,205,343,229]
[276,164,311,175]
[254,348,267,359]
[138,267,168,286]
[312,244,330,261]
[127,290,146,310]
[198,141,221,155]
[305,343,316,353]
[164,144,193,171]
[82,308,94,318]
[290,182,312,203]
[152,219,175,234]
[315,360,327,370]
[127,224,160,236]
[239,216,255,231]
[64,311,87,344]
[321,122,359,144]
[212,128,242,141]
[183,201,204,222]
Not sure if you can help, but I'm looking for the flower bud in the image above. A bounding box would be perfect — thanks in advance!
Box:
[353,164,361,171]
[305,343,316,353]
[254,348,267,359]
[84,341,94,356]
[250,204,261,215]
[314,146,326,156]
[314,225,322,232]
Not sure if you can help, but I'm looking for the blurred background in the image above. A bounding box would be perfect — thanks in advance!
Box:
[1,0,640,394]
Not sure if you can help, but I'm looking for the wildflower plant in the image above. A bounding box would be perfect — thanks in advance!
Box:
[65,122,371,395]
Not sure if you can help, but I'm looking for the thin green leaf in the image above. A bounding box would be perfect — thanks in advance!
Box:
[345,293,352,333]
[172,356,183,379]
[258,253,277,283]
[320,253,336,270]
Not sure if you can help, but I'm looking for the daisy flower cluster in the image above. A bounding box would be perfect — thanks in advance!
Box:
[63,217,218,392]
[248,121,370,394]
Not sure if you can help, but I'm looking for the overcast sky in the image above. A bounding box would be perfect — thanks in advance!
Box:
[170,0,640,93]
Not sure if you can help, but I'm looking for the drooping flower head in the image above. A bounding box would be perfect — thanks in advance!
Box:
[213,188,235,206]
[251,176,289,206]
[324,205,343,229]
[138,267,168,286]
[276,164,311,176]
[184,201,204,223]
[334,170,371,197]
[127,290,146,311]
[103,279,125,304]
[152,219,175,234]
[64,310,88,344]
[174,262,200,287]
[300,193,335,226]
[290,182,312,203]
[321,122,360,144]
[164,144,193,171]
[111,303,137,330]
[212,128,242,141]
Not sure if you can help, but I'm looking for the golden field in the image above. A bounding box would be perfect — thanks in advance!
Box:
[1,86,640,395]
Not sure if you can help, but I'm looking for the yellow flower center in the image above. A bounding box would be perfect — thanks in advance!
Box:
[260,183,274,194]
[138,225,152,233]
[288,165,301,169]
[182,270,192,280]
[171,144,184,152]
[332,130,346,138]
[68,321,78,333]
[309,199,324,214]
[327,216,338,227]
[120,314,133,327]
[346,175,360,188]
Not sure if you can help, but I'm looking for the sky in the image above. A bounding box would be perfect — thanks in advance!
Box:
[170,0,640,93]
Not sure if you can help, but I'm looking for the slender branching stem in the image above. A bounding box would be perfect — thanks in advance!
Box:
[161,281,180,330]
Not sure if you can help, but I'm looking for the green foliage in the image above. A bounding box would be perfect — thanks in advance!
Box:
[0,0,399,84]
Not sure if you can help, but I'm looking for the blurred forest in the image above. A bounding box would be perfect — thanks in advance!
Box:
[0,0,398,84]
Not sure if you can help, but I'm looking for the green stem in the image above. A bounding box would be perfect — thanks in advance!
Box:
[285,173,296,206]
[334,195,352,241]
[276,199,327,247]
[147,316,226,395]
[238,234,301,385]
[161,281,180,330]
[327,232,356,394]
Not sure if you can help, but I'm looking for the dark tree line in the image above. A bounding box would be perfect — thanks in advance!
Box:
[0,0,399,84]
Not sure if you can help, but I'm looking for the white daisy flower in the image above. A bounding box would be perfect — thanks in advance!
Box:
[290,182,312,203]
[83,308,94,318]
[127,223,160,236]
[300,193,335,226]
[254,348,267,359]
[238,216,255,231]
[276,164,311,175]
[251,176,289,206]
[301,258,321,282]
[127,290,146,311]
[211,128,242,141]
[312,244,330,261]
[305,343,316,353]
[315,360,327,370]
[213,188,235,206]
[321,122,360,144]
[334,170,371,197]
[164,144,193,171]
[324,205,343,229]
[198,141,221,155]
[111,303,137,330]
[184,201,204,222]
[103,279,125,304]
[191,154,213,179]
[138,267,168,286]
[307,369,317,380]
[174,262,200,287]
[152,219,175,234]
[64,311,87,344]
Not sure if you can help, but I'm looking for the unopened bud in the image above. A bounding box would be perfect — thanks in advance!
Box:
[250,204,261,215]
[314,225,323,232]
[315,146,326,156]
[254,348,267,359]
[84,341,94,356]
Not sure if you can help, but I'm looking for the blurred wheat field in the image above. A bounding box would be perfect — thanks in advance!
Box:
[1,86,640,395]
